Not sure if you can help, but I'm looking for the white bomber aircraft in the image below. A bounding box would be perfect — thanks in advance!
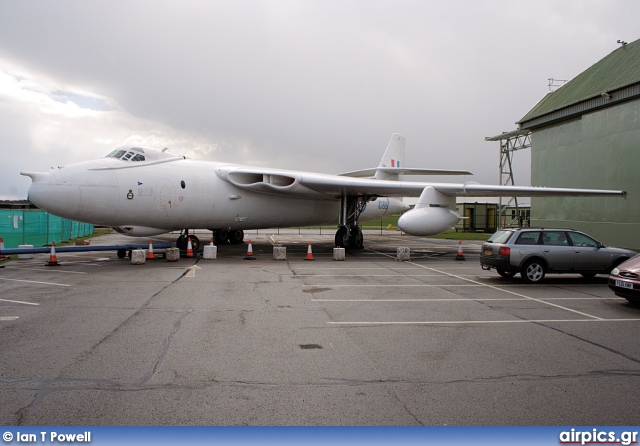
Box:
[21,134,626,251]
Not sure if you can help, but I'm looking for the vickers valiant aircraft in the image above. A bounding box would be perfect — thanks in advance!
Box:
[21,134,626,251]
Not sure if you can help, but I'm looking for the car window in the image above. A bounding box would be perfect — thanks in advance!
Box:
[515,231,541,245]
[542,231,569,246]
[568,232,599,248]
[487,230,514,244]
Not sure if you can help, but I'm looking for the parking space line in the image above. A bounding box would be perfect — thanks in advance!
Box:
[0,316,20,321]
[366,249,605,321]
[328,318,640,326]
[296,274,446,277]
[0,298,40,306]
[4,266,87,274]
[0,277,71,287]
[315,297,620,302]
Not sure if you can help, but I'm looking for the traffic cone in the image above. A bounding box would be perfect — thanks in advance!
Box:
[305,241,315,260]
[0,237,6,259]
[244,240,256,260]
[455,240,466,261]
[147,239,155,259]
[210,237,215,246]
[46,241,59,266]
[186,237,194,258]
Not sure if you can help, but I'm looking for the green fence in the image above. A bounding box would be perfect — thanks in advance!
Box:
[0,209,94,249]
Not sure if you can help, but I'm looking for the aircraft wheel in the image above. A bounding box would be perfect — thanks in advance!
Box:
[190,236,201,252]
[215,230,229,245]
[229,230,244,244]
[176,235,188,250]
[351,226,364,249]
[335,226,350,248]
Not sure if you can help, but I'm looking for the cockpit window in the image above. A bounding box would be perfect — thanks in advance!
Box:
[106,149,128,159]
[104,145,183,162]
[105,148,145,162]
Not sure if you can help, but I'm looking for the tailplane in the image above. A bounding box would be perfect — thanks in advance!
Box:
[339,133,472,180]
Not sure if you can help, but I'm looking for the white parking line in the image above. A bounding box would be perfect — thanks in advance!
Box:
[0,298,39,306]
[315,297,620,302]
[0,316,20,321]
[306,284,516,287]
[296,274,446,277]
[328,318,640,326]
[4,266,87,274]
[0,277,71,287]
[362,248,606,321]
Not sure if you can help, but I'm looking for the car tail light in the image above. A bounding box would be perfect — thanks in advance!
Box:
[498,246,510,256]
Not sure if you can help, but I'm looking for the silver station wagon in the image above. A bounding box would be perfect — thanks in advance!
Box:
[480,228,636,283]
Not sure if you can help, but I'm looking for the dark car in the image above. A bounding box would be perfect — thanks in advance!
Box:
[480,227,636,283]
[608,255,640,303]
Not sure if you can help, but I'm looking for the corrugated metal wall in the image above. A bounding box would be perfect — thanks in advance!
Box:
[0,209,94,249]
[530,99,640,250]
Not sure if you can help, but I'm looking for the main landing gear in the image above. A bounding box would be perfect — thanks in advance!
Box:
[212,229,245,245]
[335,224,364,250]
[176,229,245,251]
[334,195,366,250]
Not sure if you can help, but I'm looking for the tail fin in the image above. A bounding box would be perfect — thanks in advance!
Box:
[337,133,472,179]
[375,133,406,180]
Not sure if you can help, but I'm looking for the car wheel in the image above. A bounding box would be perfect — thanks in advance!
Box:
[497,269,516,278]
[521,259,546,283]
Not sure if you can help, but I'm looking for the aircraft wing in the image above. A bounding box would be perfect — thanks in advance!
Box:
[339,168,473,177]
[216,166,626,199]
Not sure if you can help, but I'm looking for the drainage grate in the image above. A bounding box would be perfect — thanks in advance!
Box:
[299,344,322,350]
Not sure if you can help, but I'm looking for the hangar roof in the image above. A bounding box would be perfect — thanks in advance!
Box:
[518,38,640,128]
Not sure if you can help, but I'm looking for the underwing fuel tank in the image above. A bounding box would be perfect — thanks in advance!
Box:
[398,186,461,236]
[359,197,410,221]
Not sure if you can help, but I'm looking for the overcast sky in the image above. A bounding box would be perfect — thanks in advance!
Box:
[1,0,638,200]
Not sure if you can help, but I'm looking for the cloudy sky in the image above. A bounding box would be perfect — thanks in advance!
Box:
[1,0,638,200]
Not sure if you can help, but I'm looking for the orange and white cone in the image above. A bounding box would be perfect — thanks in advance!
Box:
[305,241,315,260]
[147,239,155,259]
[0,237,6,259]
[455,240,466,261]
[210,237,215,246]
[244,240,256,260]
[47,241,59,266]
[186,237,194,257]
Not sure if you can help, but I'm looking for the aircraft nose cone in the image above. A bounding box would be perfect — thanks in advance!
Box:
[22,170,81,217]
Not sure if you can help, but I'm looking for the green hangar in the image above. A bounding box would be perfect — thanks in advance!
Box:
[516,39,640,250]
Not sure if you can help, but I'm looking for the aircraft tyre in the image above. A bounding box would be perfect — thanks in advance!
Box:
[177,234,201,252]
[190,236,201,252]
[214,230,229,245]
[335,226,350,249]
[351,226,364,250]
[229,230,244,244]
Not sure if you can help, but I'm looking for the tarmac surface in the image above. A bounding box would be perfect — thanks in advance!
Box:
[1,229,640,425]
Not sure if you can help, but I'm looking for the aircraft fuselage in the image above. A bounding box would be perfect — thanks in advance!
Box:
[26,156,403,237]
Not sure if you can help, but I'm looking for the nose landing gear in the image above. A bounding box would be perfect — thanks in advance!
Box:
[176,230,200,252]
